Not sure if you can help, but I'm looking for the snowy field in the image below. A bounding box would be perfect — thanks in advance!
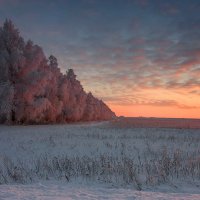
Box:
[1,182,200,200]
[0,119,200,199]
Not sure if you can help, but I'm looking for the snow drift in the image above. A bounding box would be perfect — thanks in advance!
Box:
[0,20,115,124]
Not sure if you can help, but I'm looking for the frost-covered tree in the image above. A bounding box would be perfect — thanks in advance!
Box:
[0,82,14,123]
[0,19,25,123]
[49,55,58,68]
[63,69,87,121]
[0,20,115,124]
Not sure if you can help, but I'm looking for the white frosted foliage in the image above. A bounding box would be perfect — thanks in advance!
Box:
[0,20,115,124]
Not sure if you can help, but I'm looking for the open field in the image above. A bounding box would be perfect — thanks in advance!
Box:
[111,117,200,129]
[0,118,200,199]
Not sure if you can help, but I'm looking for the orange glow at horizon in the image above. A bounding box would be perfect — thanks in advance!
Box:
[108,104,200,119]
[105,87,200,119]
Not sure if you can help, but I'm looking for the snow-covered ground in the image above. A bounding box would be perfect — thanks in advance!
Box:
[1,182,200,200]
[0,120,200,199]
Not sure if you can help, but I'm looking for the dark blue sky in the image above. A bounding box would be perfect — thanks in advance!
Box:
[0,0,200,117]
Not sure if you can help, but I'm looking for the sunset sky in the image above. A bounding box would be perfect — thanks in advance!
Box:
[0,0,200,118]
